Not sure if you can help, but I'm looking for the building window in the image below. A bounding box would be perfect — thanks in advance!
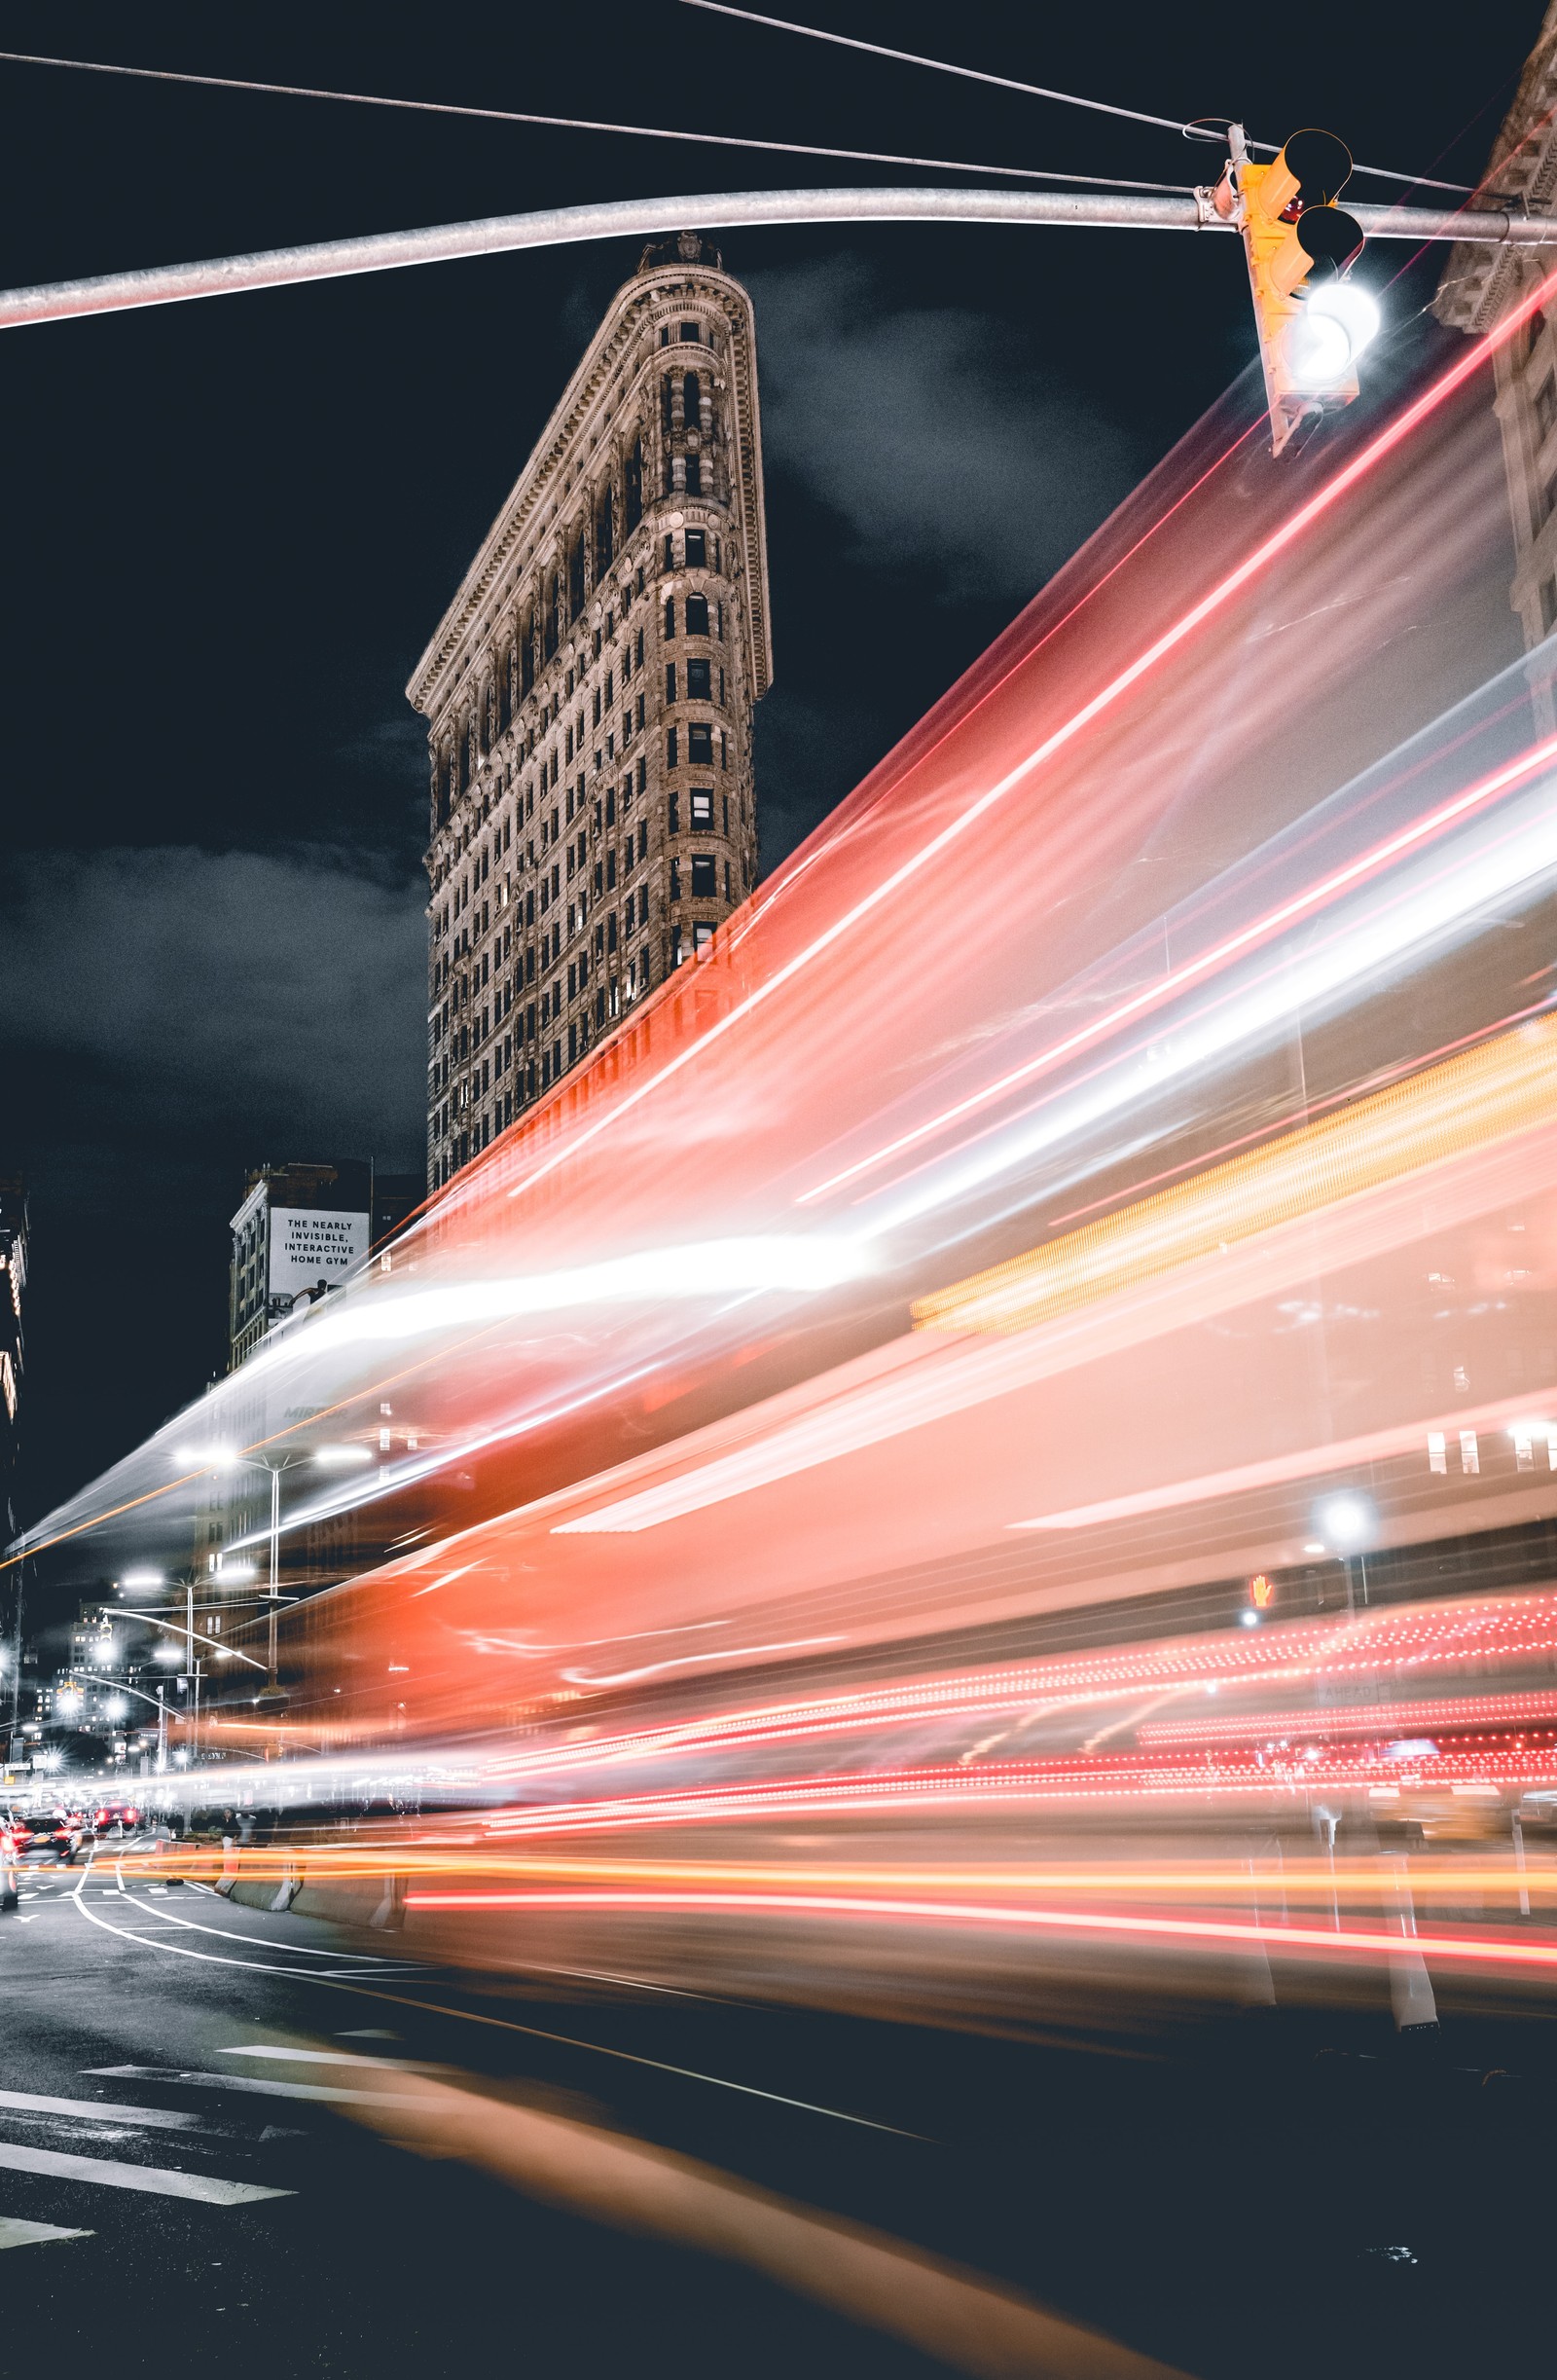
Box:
[691,855,716,897]
[1542,575,1557,636]
[665,662,677,702]
[688,722,713,765]
[1528,307,1549,361]
[625,437,643,531]
[596,483,614,573]
[568,533,586,622]
[680,320,701,344]
[690,789,713,826]
[667,726,678,768]
[684,456,703,496]
[1538,374,1557,444]
[664,597,676,638]
[687,657,711,700]
[682,371,701,428]
[669,789,680,834]
[694,922,714,954]
[685,593,709,637]
[685,529,706,568]
[670,857,681,900]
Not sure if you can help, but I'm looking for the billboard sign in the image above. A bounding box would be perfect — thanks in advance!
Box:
[268,1206,369,1300]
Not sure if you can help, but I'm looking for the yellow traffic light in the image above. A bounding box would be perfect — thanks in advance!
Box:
[1231,128,1372,455]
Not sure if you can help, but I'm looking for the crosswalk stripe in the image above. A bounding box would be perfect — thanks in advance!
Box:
[89,2065,431,2108]
[0,2142,292,2205]
[0,2216,92,2249]
[220,2044,443,2071]
[0,2090,207,2131]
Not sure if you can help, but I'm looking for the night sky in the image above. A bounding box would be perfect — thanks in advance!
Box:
[0,0,1539,1523]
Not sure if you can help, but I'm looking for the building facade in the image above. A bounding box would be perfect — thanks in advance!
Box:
[408,232,773,1190]
[1434,4,1557,657]
[228,1157,377,1370]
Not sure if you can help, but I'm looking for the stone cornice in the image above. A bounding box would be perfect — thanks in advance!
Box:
[1436,2,1557,332]
[407,257,772,720]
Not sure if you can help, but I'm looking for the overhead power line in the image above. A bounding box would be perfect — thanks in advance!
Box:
[0,48,1194,198]
[680,1,1476,195]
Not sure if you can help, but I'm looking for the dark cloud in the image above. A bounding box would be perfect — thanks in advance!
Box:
[0,845,425,1156]
[335,713,429,787]
[749,256,1145,603]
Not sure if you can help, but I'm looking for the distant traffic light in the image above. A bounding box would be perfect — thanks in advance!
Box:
[1221,127,1378,455]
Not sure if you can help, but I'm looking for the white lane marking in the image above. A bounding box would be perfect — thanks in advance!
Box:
[72,1877,913,2136]
[0,2090,206,2133]
[70,1891,404,1983]
[219,2045,445,2071]
[126,1894,412,1962]
[0,2142,291,2205]
[0,2217,92,2249]
[88,2067,434,2109]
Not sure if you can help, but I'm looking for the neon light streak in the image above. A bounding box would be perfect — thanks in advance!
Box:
[803,729,1557,1204]
[400,1886,1557,1975]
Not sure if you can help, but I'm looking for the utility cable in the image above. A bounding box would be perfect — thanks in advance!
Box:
[681,1,1476,195]
[0,48,1195,197]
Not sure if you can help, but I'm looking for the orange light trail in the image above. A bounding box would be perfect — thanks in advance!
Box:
[398,1886,1557,1977]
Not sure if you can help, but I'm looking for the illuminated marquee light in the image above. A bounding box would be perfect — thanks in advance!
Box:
[1141,1687,1557,1747]
[464,1740,1557,1841]
[913,1015,1557,1338]
[486,1588,1557,1775]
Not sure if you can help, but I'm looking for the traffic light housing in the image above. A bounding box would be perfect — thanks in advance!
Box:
[1231,128,1373,456]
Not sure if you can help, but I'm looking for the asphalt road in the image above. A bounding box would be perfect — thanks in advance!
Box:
[1,1841,1552,2378]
